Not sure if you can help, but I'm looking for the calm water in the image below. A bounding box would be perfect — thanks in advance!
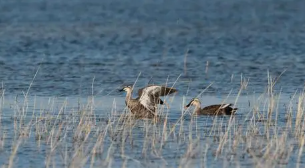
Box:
[0,0,305,96]
[0,0,305,167]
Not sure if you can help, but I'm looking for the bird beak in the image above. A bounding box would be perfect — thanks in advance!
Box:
[184,102,191,109]
[118,88,124,92]
[184,102,192,110]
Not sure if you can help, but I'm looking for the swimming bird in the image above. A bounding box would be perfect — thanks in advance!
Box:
[120,85,177,119]
[185,98,237,115]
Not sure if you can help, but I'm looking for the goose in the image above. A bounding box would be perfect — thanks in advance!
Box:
[185,98,237,115]
[120,85,177,119]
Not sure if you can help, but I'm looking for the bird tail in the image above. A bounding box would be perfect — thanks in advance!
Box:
[220,104,238,115]
[231,108,238,114]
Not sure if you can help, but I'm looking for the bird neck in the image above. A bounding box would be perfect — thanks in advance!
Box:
[194,105,201,114]
[125,90,133,102]
[193,103,201,114]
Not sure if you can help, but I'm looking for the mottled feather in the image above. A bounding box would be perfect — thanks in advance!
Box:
[200,104,237,115]
[139,85,177,111]
[185,99,237,115]
[121,85,177,119]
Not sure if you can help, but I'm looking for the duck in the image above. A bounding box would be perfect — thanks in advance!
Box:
[185,98,237,115]
[120,85,177,119]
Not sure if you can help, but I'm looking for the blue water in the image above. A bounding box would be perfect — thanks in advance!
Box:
[0,0,305,96]
[0,0,305,167]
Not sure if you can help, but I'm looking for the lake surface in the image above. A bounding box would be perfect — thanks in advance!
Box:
[0,0,305,96]
[0,0,305,167]
[0,94,304,168]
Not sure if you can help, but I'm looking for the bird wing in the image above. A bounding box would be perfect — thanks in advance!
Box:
[201,105,222,112]
[139,85,177,110]
[202,104,232,110]
[138,84,177,96]
[201,104,233,115]
[220,103,232,109]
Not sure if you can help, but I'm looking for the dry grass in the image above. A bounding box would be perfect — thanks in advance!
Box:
[0,72,304,168]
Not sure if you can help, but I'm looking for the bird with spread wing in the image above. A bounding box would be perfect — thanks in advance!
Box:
[120,85,177,119]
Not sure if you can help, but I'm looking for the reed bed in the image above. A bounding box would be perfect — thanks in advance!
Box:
[0,74,305,168]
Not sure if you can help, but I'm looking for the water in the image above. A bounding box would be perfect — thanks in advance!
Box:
[0,0,305,167]
[0,0,305,96]
[0,94,303,167]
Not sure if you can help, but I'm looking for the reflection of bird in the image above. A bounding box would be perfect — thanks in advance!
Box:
[185,98,237,115]
[120,85,177,119]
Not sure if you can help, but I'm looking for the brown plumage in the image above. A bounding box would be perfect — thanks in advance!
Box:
[120,85,177,119]
[185,98,237,115]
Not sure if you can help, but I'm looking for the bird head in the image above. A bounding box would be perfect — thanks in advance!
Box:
[119,85,132,92]
[185,98,201,109]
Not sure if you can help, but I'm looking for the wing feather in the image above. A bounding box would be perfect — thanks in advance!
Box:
[220,104,232,109]
[139,85,177,110]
